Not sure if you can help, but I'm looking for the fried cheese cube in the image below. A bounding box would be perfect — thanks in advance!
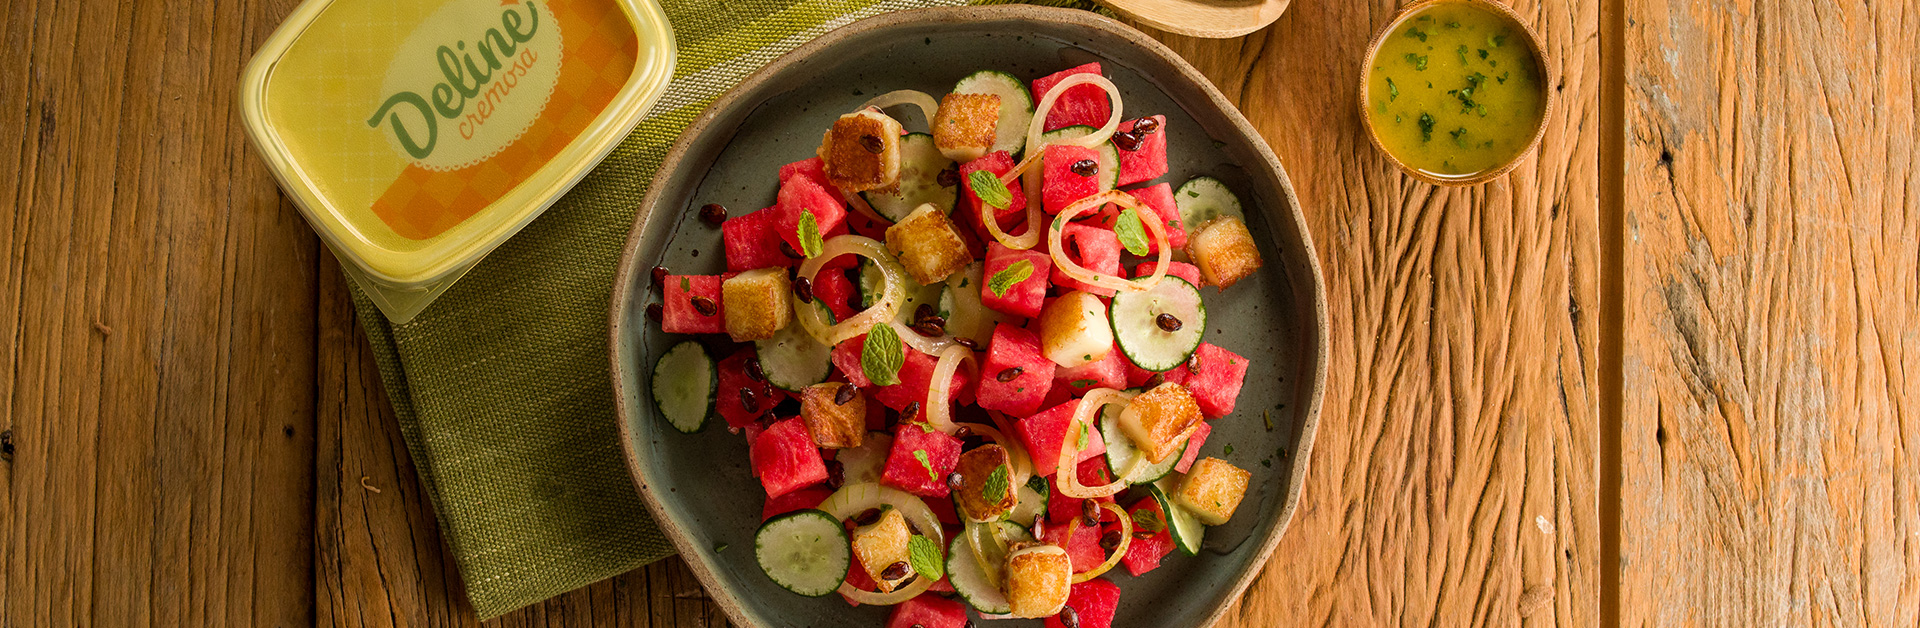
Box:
[799,382,866,449]
[817,109,903,193]
[1037,291,1113,368]
[1173,457,1251,525]
[721,268,793,341]
[1118,382,1205,463]
[884,203,971,285]
[851,507,915,592]
[1003,544,1072,617]
[933,93,999,162]
[1185,216,1264,289]
[952,444,1017,522]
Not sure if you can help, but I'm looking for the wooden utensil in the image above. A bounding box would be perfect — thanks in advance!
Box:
[1094,0,1291,39]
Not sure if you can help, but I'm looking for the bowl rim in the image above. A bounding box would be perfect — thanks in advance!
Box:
[1357,0,1556,187]
[606,6,1330,626]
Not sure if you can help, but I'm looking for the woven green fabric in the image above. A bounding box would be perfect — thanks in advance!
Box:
[346,0,1102,619]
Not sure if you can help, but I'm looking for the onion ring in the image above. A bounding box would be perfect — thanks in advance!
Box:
[1019,74,1124,243]
[890,320,957,357]
[924,344,976,434]
[820,482,946,605]
[1071,502,1133,583]
[1056,388,1139,499]
[1048,190,1170,293]
[860,90,941,131]
[972,417,1032,491]
[795,236,909,346]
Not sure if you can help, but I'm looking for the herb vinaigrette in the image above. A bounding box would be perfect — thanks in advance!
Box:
[1367,1,1545,178]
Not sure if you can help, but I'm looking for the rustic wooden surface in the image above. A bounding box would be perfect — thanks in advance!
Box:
[1617,0,1920,625]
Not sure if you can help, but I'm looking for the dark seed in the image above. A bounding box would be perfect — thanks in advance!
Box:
[947,473,965,490]
[698,203,728,226]
[936,166,960,187]
[996,367,1023,383]
[792,276,815,303]
[953,425,973,438]
[745,358,767,382]
[859,134,885,154]
[1132,116,1161,135]
[780,239,803,259]
[645,303,663,322]
[954,337,980,351]
[911,319,945,337]
[854,508,883,526]
[1188,351,1203,372]
[1059,605,1082,628]
[1143,373,1166,389]
[835,383,858,406]
[880,561,912,580]
[902,401,921,421]
[739,387,757,410]
[1156,313,1184,332]
[650,266,670,291]
[1100,529,1122,551]
[826,459,845,487]
[1111,130,1144,152]
[915,303,937,323]
[1069,159,1098,177]
[691,295,718,316]
[1081,500,1101,527]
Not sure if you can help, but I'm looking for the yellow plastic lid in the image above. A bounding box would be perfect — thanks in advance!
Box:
[239,0,676,322]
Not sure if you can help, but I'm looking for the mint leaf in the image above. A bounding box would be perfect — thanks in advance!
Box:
[1076,419,1090,451]
[1131,508,1164,533]
[968,170,1013,210]
[797,212,824,258]
[907,535,944,580]
[1070,378,1098,388]
[987,260,1034,298]
[1026,475,1049,497]
[982,464,1009,504]
[1114,209,1149,256]
[913,449,937,484]
[862,324,904,386]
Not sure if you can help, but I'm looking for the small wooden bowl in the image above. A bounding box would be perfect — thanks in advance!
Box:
[1095,0,1292,39]
[1358,0,1554,186]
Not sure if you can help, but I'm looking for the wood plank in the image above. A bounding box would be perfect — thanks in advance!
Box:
[1133,0,1602,623]
[0,0,317,625]
[1618,0,1920,624]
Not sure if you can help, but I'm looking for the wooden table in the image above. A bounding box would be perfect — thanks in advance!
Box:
[3,0,1914,625]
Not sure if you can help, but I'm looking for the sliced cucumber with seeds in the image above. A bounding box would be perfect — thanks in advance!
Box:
[1109,275,1206,372]
[651,341,715,433]
[1040,125,1120,190]
[862,133,956,221]
[755,509,851,597]
[953,70,1035,156]
[1174,176,1245,227]
[1100,403,1183,484]
[1007,476,1049,526]
[838,432,893,485]
[755,321,832,392]
[1150,479,1205,556]
[940,262,1004,344]
[948,530,1013,614]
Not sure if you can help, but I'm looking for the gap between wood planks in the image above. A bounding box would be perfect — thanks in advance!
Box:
[1598,0,1625,624]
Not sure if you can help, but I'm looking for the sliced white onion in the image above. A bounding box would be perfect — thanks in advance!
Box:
[1071,501,1132,583]
[965,520,1007,589]
[1048,190,1170,294]
[987,411,1035,489]
[860,90,941,131]
[795,236,908,346]
[1057,388,1139,499]
[820,482,946,605]
[891,320,957,356]
[840,184,894,226]
[924,344,975,434]
[1018,74,1124,248]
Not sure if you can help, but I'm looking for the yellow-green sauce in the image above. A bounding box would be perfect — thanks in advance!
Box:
[1367,1,1545,178]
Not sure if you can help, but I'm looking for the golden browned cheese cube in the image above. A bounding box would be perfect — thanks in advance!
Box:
[799,382,866,449]
[1173,457,1251,525]
[951,444,1017,522]
[721,268,792,341]
[884,203,971,285]
[1004,544,1072,617]
[1036,290,1113,368]
[851,508,914,592]
[1184,216,1264,289]
[817,110,903,193]
[1119,382,1205,463]
[933,93,999,162]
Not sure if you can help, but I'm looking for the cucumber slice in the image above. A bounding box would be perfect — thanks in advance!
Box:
[838,432,893,485]
[755,321,832,392]
[859,259,887,308]
[754,509,852,597]
[940,262,1005,344]
[953,70,1035,156]
[861,133,956,221]
[1100,403,1183,484]
[1039,126,1120,191]
[651,341,715,433]
[1007,476,1049,526]
[1174,176,1245,228]
[993,520,1035,543]
[1150,479,1205,556]
[1108,276,1206,372]
[948,529,1013,614]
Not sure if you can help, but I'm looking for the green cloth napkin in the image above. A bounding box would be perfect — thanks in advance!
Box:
[347,0,1101,618]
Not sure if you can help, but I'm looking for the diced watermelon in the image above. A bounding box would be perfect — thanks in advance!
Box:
[928,494,961,527]
[722,208,793,271]
[750,417,828,499]
[873,345,969,412]
[1031,63,1111,132]
[779,156,846,204]
[1175,422,1212,474]
[1115,115,1168,187]
[1123,356,1191,388]
[1019,401,1109,477]
[1046,457,1116,524]
[1040,518,1108,574]
[830,335,872,388]
[1051,224,1123,296]
[960,151,1027,220]
[1132,260,1203,287]
[1054,342,1126,393]
[880,423,962,497]
[1043,144,1105,215]
[843,554,877,606]
[976,323,1055,417]
[1120,498,1174,576]
[775,175,847,253]
[884,593,969,628]
[1185,343,1249,418]
[981,242,1052,318]
[717,347,786,428]
[761,485,833,521]
[1123,182,1186,252]
[813,269,859,322]
[661,274,726,334]
[1043,578,1122,628]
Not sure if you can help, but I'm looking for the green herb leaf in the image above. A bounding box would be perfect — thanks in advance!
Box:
[680,276,690,292]
[1261,459,1272,468]
[1224,443,1235,456]
[982,464,1009,503]
[1071,378,1098,388]
[1114,209,1150,256]
[713,542,728,553]
[987,260,1035,298]
[1027,475,1049,496]
[1418,113,1436,142]
[1403,53,1429,71]
[968,170,1013,210]
[907,535,945,580]
[1386,77,1399,101]
[1404,27,1427,42]
[797,212,824,258]
[1491,33,1507,47]
[1264,409,1274,432]
[862,324,905,386]
[913,449,938,484]
[1076,420,1091,450]
[1457,44,1470,64]
[1451,127,1469,148]
[1478,48,1490,60]
[1131,509,1165,534]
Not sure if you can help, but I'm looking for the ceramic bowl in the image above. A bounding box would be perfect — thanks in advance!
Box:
[609,6,1328,627]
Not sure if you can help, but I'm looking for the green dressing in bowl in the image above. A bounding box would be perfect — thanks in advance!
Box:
[1365,1,1546,179]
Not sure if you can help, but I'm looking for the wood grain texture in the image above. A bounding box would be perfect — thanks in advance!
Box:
[1619,0,1920,625]
[1135,0,1603,624]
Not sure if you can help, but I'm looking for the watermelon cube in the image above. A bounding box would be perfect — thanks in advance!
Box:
[1185,343,1249,418]
[1054,342,1127,393]
[870,343,969,412]
[830,335,872,388]
[977,323,1056,417]
[762,485,833,521]
[722,208,792,271]
[775,175,847,253]
[1124,355,1191,388]
[750,417,829,499]
[1175,422,1212,474]
[812,268,859,322]
[1051,224,1124,296]
[1043,144,1105,215]
[1123,182,1186,252]
[1043,578,1122,628]
[1040,517,1108,574]
[960,151,1027,220]
[1115,115,1168,187]
[981,242,1052,318]
[1047,457,1116,524]
[880,423,962,498]
[1120,498,1174,576]
[1132,260,1203,287]
[1019,400,1108,478]
[660,274,726,334]
[843,554,878,606]
[717,347,787,428]
[1031,63,1112,132]
[884,593,969,628]
[779,156,847,204]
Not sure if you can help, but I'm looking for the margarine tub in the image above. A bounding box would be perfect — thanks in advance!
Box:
[240,0,676,322]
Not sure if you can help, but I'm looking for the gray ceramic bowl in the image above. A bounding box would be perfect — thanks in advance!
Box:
[609,6,1328,627]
